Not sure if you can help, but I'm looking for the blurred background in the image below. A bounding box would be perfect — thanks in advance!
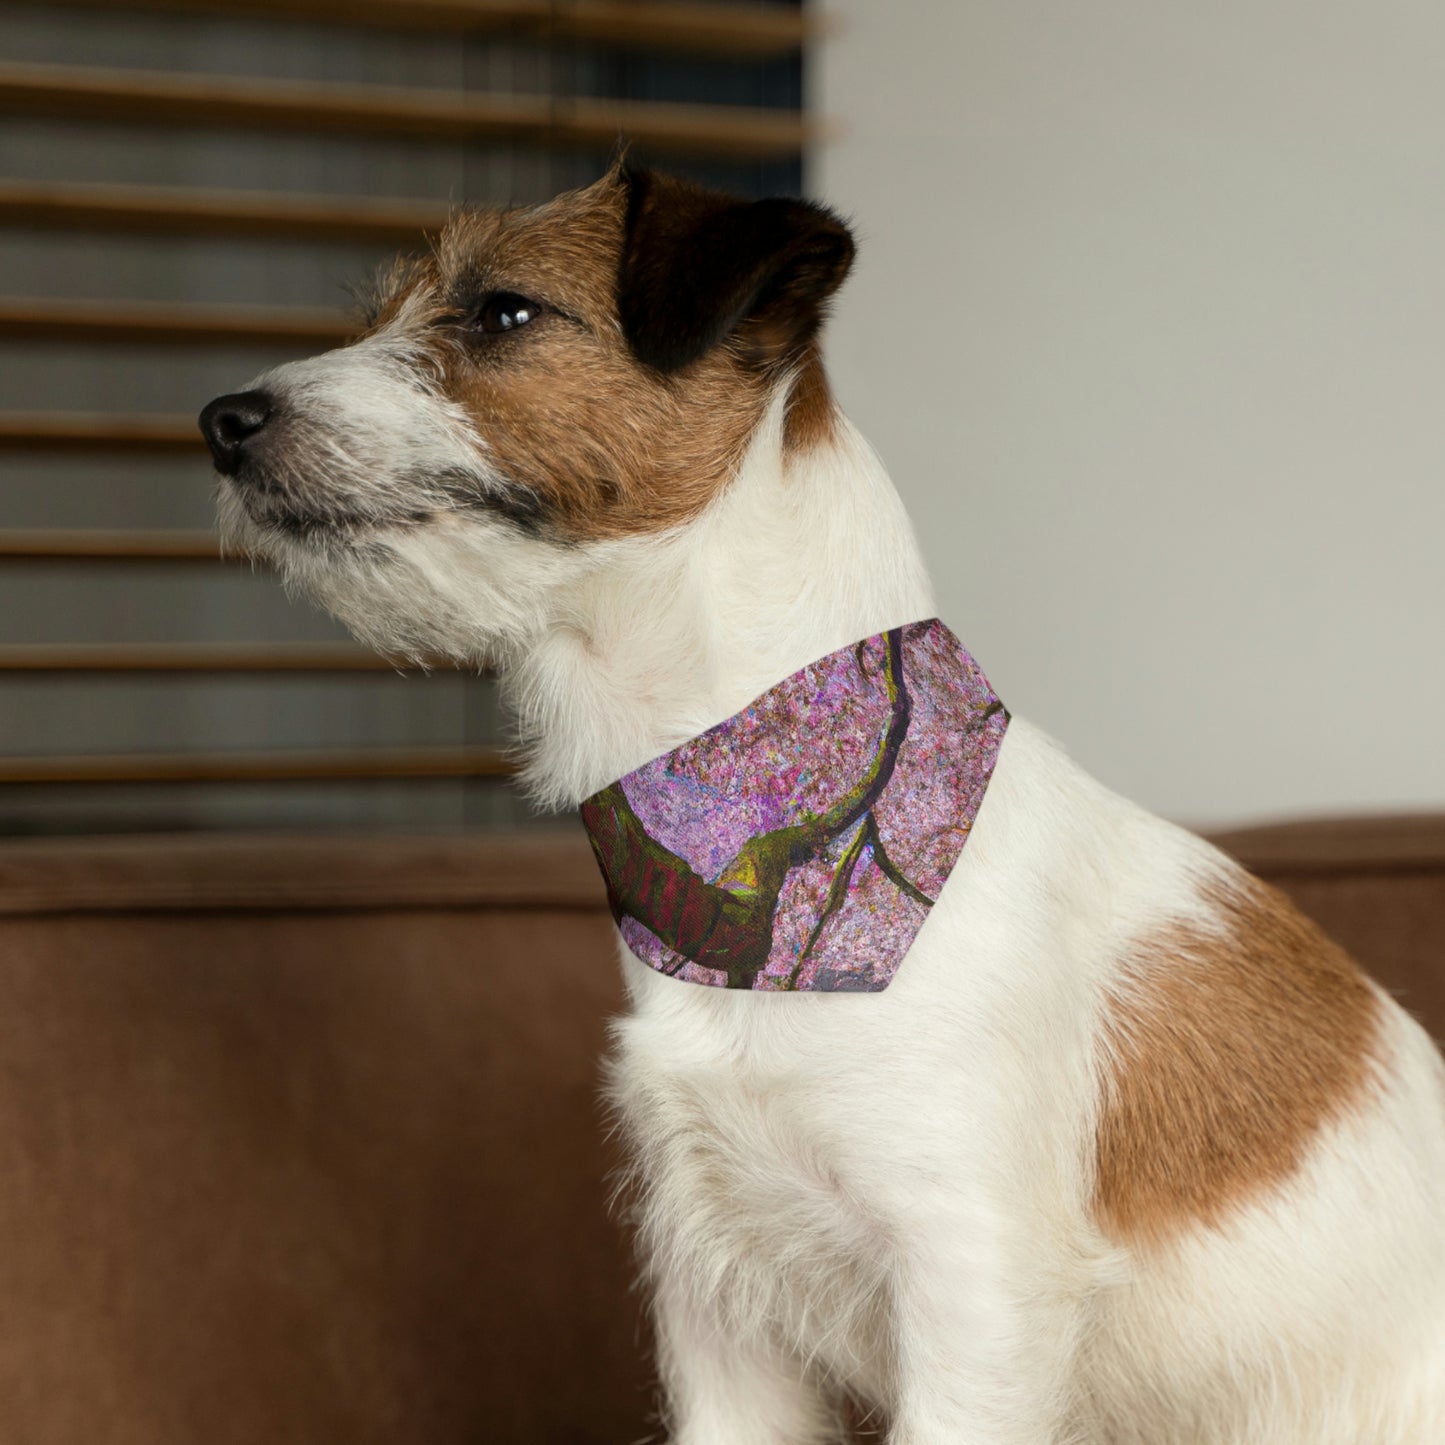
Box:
[0,0,802,837]
[2,1,1440,840]
[0,3,1441,1443]
[819,1,1445,828]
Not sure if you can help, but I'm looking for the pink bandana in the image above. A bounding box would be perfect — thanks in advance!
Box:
[579,620,1007,991]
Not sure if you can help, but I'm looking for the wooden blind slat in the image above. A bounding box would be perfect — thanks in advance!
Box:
[0,412,201,452]
[21,0,815,58]
[0,180,449,245]
[0,62,818,161]
[563,0,815,57]
[0,746,513,784]
[0,643,423,672]
[0,530,227,561]
[0,298,353,348]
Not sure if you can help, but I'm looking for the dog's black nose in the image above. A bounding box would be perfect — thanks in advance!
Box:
[199,390,273,475]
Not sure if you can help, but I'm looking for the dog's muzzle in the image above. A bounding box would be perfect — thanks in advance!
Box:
[199,390,274,476]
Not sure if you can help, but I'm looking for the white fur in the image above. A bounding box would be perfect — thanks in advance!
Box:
[221,353,1445,1442]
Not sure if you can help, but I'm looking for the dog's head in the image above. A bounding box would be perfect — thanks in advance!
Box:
[199,166,854,662]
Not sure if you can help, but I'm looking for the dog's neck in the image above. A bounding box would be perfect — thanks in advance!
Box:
[506,391,937,809]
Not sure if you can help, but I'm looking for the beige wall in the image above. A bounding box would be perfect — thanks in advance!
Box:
[813,1,1445,827]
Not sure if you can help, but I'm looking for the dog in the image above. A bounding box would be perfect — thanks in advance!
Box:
[200,163,1445,1443]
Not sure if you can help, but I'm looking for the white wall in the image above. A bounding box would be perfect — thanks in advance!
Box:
[813,1,1445,828]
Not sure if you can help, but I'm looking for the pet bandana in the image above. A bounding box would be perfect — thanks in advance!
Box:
[579,620,1008,992]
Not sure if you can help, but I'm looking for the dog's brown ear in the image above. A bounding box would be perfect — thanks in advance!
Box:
[618,167,854,375]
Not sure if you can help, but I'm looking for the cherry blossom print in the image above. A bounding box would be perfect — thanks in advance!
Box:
[580,621,1007,991]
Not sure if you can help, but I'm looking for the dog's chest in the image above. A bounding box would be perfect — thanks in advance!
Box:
[611,989,893,1384]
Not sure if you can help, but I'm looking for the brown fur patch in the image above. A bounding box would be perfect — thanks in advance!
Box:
[783,341,840,453]
[358,169,855,543]
[1094,873,1382,1247]
[364,171,845,541]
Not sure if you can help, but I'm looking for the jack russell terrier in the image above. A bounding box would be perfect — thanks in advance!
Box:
[200,164,1445,1444]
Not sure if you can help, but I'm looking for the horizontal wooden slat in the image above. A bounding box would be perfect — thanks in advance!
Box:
[24,0,815,59]
[0,62,817,161]
[1210,814,1445,875]
[0,297,353,348]
[0,180,449,245]
[0,831,605,916]
[559,0,815,56]
[0,643,420,673]
[0,530,227,561]
[0,746,513,784]
[0,412,201,452]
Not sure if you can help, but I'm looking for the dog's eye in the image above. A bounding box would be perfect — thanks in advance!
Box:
[473,292,542,335]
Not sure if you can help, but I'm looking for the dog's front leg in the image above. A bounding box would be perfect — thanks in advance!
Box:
[654,1274,842,1445]
[884,1228,1087,1445]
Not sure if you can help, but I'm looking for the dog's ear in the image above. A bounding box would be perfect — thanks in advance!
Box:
[617,167,855,375]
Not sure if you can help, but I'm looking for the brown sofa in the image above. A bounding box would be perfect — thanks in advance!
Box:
[0,818,1439,1443]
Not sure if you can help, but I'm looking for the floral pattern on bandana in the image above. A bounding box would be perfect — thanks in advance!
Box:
[579,620,1007,992]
